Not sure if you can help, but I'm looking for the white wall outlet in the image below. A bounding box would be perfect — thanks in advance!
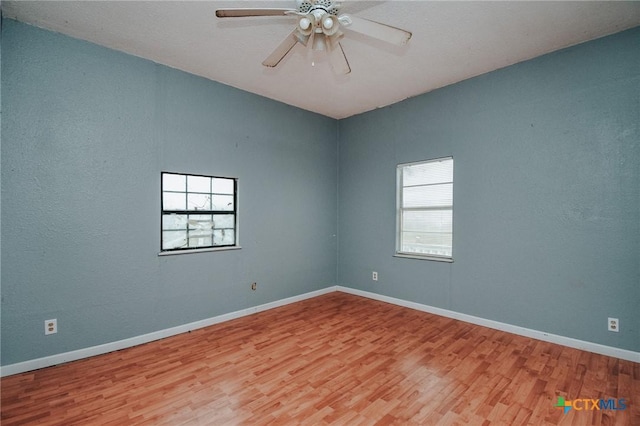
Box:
[608,318,619,332]
[45,319,57,335]
[372,271,378,281]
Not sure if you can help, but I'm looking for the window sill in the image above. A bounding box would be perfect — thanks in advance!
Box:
[158,246,242,256]
[394,253,453,263]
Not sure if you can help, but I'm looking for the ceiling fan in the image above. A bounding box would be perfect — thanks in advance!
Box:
[215,0,412,75]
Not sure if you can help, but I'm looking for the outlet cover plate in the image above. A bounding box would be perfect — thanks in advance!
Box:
[45,319,57,335]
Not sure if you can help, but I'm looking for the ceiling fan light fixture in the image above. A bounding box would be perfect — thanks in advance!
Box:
[321,15,340,36]
[299,17,311,30]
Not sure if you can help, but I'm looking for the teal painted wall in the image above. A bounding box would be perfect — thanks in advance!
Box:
[1,19,337,365]
[1,19,638,367]
[338,26,639,352]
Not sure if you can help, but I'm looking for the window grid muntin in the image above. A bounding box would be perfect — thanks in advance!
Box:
[161,172,238,252]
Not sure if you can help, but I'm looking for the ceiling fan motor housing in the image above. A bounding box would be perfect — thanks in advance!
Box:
[297,0,340,16]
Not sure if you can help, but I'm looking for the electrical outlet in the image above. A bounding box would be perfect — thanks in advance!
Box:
[608,318,619,332]
[372,271,378,281]
[45,319,57,335]
[251,282,257,291]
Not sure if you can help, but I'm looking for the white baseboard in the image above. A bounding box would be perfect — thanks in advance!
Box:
[337,286,640,363]
[3,285,636,377]
[0,286,338,377]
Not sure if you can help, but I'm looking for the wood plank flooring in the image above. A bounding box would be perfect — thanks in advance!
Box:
[1,292,638,425]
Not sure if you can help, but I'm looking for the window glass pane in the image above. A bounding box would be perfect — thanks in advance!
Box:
[213,178,234,194]
[401,231,452,257]
[213,214,235,229]
[213,229,235,246]
[403,183,453,208]
[162,214,187,230]
[187,193,211,211]
[163,192,186,210]
[403,158,453,187]
[163,173,186,192]
[187,215,214,230]
[212,195,234,211]
[187,175,211,193]
[403,210,452,233]
[188,230,214,248]
[162,230,187,250]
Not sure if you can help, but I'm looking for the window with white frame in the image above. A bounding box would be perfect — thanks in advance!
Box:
[396,157,453,261]
[161,172,238,252]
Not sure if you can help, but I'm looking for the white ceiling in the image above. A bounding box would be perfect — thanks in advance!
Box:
[3,1,640,119]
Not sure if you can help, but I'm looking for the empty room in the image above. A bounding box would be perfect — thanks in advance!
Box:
[1,1,639,424]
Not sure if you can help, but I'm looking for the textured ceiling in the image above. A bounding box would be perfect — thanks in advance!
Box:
[3,1,640,119]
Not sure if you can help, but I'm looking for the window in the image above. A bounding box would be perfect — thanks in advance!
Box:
[161,172,238,252]
[396,157,453,261]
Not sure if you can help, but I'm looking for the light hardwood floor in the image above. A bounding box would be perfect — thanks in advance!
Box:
[1,292,638,425]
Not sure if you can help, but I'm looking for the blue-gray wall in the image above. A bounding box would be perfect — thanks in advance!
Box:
[338,27,639,352]
[1,19,337,365]
[1,18,638,367]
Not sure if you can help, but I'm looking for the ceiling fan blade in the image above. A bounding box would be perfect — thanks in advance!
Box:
[215,8,296,18]
[339,15,412,45]
[295,33,311,47]
[328,41,351,75]
[262,30,300,67]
